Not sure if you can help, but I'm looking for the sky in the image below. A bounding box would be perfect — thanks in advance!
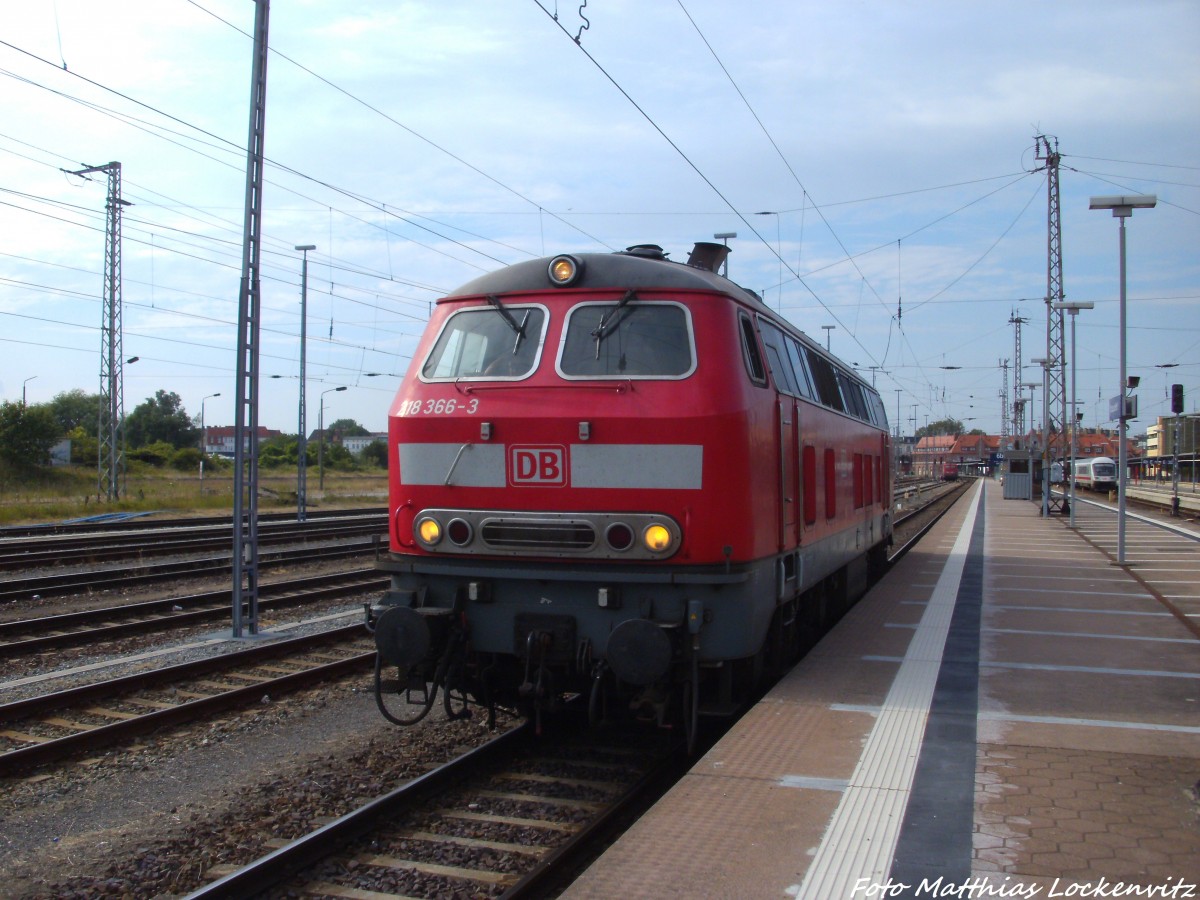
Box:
[1,0,1197,439]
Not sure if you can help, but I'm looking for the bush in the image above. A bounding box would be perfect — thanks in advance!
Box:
[171,447,203,471]
[127,441,174,467]
[360,440,388,468]
[0,401,62,466]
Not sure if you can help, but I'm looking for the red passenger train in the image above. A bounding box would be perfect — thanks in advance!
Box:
[367,241,892,747]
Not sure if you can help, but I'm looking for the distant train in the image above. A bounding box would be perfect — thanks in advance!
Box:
[366,241,893,748]
[1073,456,1117,491]
[941,463,959,482]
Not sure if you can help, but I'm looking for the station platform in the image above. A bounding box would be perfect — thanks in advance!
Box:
[564,478,1200,899]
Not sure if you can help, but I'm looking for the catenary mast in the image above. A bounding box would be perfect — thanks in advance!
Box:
[1036,134,1068,514]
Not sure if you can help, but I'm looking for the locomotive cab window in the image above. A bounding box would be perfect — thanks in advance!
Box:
[421,304,548,381]
[758,320,802,396]
[739,312,767,386]
[559,300,695,379]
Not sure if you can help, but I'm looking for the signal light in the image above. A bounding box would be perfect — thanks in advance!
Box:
[1172,383,1184,415]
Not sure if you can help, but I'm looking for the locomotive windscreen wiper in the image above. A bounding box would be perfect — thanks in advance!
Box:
[485,293,530,353]
[592,289,638,358]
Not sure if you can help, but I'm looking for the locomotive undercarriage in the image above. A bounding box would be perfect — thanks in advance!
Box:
[366,535,884,751]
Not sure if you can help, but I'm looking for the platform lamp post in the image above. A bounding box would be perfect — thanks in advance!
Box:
[199,392,220,491]
[822,325,835,351]
[318,385,347,493]
[1054,302,1093,527]
[1090,194,1156,565]
[22,375,37,406]
[294,244,316,523]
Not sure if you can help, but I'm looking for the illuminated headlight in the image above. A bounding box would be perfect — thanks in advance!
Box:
[642,523,675,554]
[415,516,443,547]
[547,254,583,286]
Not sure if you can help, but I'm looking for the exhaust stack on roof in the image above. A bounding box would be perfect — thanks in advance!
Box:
[687,241,730,273]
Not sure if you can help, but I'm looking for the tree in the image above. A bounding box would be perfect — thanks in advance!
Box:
[915,417,965,439]
[47,389,102,434]
[326,417,369,437]
[125,390,198,450]
[360,439,388,468]
[0,401,62,466]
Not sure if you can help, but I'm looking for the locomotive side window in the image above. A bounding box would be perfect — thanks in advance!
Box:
[758,320,801,395]
[804,349,845,412]
[784,337,817,401]
[560,301,695,379]
[738,312,768,386]
[865,390,888,429]
[837,370,868,420]
[421,305,547,381]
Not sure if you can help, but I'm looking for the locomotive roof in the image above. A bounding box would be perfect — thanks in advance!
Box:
[443,244,875,393]
[444,245,769,311]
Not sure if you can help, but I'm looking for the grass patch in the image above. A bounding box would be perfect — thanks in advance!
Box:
[0,462,388,526]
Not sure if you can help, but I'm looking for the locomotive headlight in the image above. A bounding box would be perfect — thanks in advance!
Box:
[547,254,583,286]
[416,516,443,546]
[642,523,674,554]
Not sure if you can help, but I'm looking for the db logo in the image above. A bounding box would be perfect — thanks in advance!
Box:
[509,445,567,486]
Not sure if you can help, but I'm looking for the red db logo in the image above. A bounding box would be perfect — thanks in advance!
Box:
[509,445,567,486]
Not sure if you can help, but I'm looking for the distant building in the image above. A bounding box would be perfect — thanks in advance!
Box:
[50,439,72,467]
[342,432,387,456]
[202,425,283,457]
[1145,414,1198,481]
[911,435,956,477]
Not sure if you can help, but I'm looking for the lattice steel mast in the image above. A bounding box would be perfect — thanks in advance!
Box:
[999,359,1010,459]
[1009,312,1028,439]
[231,0,270,637]
[69,162,129,502]
[1036,134,1068,513]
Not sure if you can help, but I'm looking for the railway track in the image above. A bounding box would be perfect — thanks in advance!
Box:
[0,624,374,775]
[0,537,380,603]
[0,567,388,656]
[0,511,386,571]
[188,723,683,899]
[0,506,384,541]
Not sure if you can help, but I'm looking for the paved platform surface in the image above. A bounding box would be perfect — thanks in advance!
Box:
[563,478,1200,899]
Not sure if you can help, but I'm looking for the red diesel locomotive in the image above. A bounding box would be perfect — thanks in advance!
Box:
[368,241,892,747]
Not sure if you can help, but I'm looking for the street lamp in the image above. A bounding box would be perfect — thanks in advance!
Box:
[295,244,316,523]
[318,385,347,493]
[1054,302,1093,527]
[1022,381,1041,447]
[1090,194,1156,565]
[822,325,835,351]
[199,392,220,490]
[22,375,37,406]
